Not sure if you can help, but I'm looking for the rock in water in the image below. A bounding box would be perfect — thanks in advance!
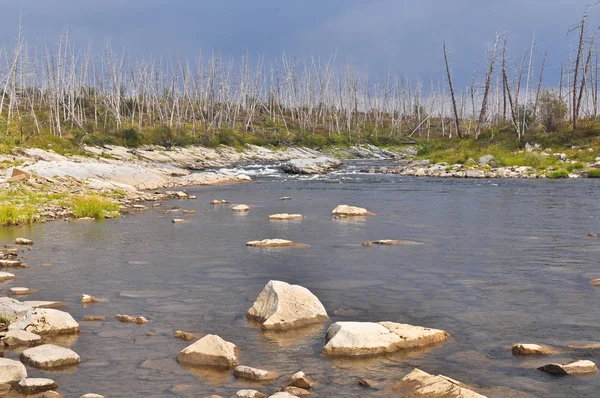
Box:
[331,205,375,216]
[2,329,43,347]
[268,213,305,220]
[280,157,342,174]
[282,386,311,396]
[20,344,81,369]
[15,238,34,245]
[247,280,329,330]
[235,390,265,398]
[0,358,28,389]
[232,204,250,212]
[0,271,16,282]
[116,314,148,324]
[81,294,100,304]
[9,308,80,335]
[174,330,196,341]
[17,378,58,394]
[0,297,32,323]
[284,371,315,389]
[538,360,598,375]
[177,334,239,368]
[234,365,279,381]
[511,343,553,356]
[268,393,297,398]
[246,239,310,248]
[385,368,486,397]
[322,321,450,356]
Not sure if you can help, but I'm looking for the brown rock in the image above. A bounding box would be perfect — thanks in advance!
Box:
[81,294,100,304]
[362,242,373,247]
[358,379,378,388]
[175,330,196,341]
[511,343,553,356]
[587,232,597,237]
[83,316,105,321]
[282,386,310,396]
[234,365,279,381]
[590,279,600,287]
[284,371,315,389]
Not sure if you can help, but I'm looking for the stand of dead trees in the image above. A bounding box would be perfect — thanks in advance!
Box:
[0,8,599,149]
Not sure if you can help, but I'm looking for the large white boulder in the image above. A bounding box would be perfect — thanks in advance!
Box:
[323,321,450,356]
[385,368,486,397]
[247,280,329,330]
[177,334,239,368]
[0,358,27,388]
[331,205,374,216]
[0,297,32,323]
[20,344,81,369]
[10,308,80,334]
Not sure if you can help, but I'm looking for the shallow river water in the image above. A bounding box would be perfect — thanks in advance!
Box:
[3,161,600,397]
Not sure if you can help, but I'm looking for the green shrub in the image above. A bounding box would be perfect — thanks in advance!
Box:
[71,195,120,219]
[587,169,600,178]
[573,162,586,169]
[548,169,569,178]
[120,128,141,147]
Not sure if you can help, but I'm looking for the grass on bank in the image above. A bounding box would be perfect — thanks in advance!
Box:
[0,204,37,225]
[69,195,120,219]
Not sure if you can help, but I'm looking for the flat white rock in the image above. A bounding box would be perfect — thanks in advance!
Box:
[0,271,16,282]
[236,390,265,398]
[177,334,239,368]
[2,329,42,347]
[10,308,80,334]
[538,360,598,375]
[269,213,304,220]
[246,239,309,248]
[17,378,58,394]
[232,204,250,212]
[10,287,33,295]
[234,365,279,381]
[247,280,329,330]
[331,204,374,216]
[323,321,450,356]
[21,344,81,369]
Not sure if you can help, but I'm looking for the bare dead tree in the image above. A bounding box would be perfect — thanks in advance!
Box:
[443,39,462,138]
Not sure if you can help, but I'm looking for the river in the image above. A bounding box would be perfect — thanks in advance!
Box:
[2,160,600,397]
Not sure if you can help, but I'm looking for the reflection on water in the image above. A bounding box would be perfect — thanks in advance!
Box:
[2,165,600,396]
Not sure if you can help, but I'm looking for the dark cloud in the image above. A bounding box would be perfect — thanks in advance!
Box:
[0,0,595,86]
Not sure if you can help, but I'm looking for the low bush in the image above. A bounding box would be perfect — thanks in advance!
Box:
[70,195,120,219]
[547,169,569,178]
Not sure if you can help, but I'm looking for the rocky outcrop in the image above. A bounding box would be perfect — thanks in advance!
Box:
[268,213,305,220]
[511,343,553,356]
[177,334,240,368]
[20,344,82,369]
[246,239,310,248]
[281,157,342,174]
[538,360,598,375]
[247,280,329,330]
[384,368,486,397]
[234,365,279,381]
[323,321,450,356]
[0,358,27,390]
[331,205,375,217]
[10,308,80,334]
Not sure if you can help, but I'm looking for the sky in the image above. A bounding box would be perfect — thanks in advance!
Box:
[0,0,597,87]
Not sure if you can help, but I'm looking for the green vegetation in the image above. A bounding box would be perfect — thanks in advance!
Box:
[0,204,37,225]
[587,169,600,178]
[548,169,569,178]
[70,195,120,219]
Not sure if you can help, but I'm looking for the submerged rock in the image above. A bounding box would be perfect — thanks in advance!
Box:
[17,378,58,394]
[281,157,342,174]
[268,213,305,220]
[234,365,279,381]
[211,199,229,204]
[280,196,291,200]
[0,358,27,389]
[10,308,80,335]
[83,316,105,321]
[331,205,374,217]
[247,280,329,330]
[385,368,486,397]
[174,330,196,341]
[21,344,81,369]
[172,218,186,223]
[511,343,553,356]
[322,321,450,356]
[177,334,239,368]
[232,204,250,212]
[538,360,598,375]
[246,239,310,248]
